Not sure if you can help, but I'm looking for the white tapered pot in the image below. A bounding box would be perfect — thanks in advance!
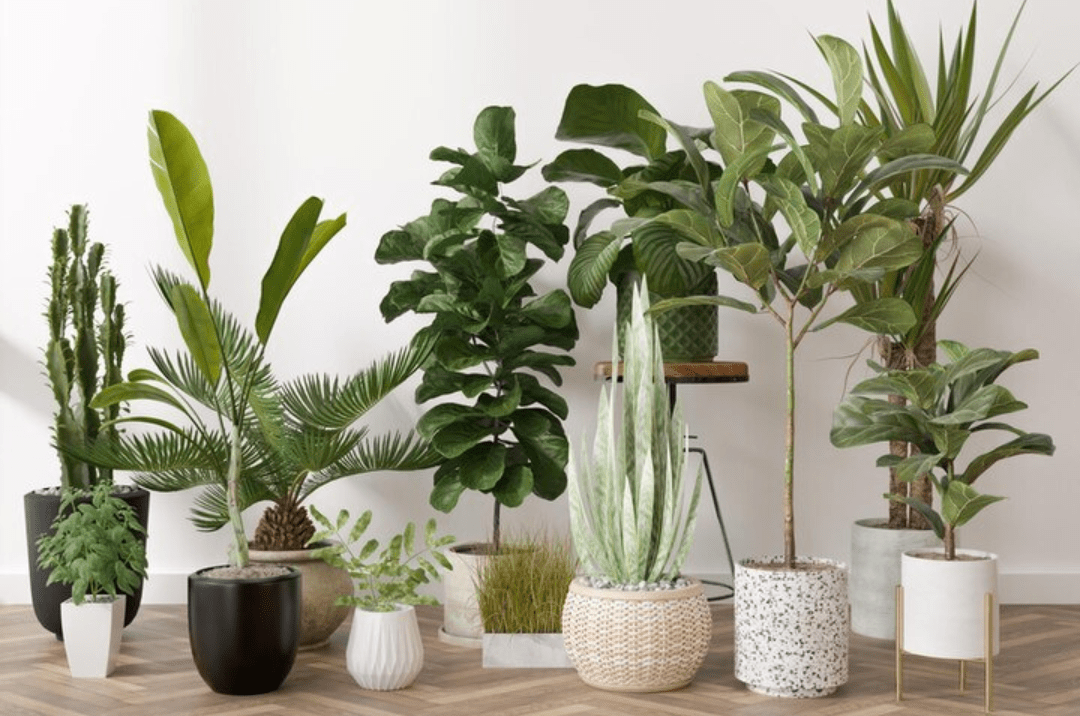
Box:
[901,548,999,660]
[346,605,424,690]
[734,557,849,698]
[60,595,125,678]
[850,518,940,639]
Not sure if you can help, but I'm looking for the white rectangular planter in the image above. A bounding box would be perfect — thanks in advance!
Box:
[482,633,573,668]
[60,595,125,678]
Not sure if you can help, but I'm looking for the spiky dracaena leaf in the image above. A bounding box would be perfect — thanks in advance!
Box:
[567,281,702,584]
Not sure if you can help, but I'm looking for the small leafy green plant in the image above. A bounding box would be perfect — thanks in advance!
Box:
[476,533,577,634]
[831,340,1055,559]
[308,506,455,612]
[37,483,148,605]
[568,282,702,585]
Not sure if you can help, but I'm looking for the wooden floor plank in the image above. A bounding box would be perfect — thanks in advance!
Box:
[0,604,1076,715]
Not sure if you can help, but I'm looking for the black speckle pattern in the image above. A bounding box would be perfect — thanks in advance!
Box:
[733,557,849,698]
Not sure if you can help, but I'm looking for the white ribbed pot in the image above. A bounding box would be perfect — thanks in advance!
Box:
[250,543,352,649]
[562,577,712,692]
[346,605,424,690]
[60,595,125,678]
[901,549,999,660]
[734,557,849,698]
[439,543,490,647]
[850,518,940,639]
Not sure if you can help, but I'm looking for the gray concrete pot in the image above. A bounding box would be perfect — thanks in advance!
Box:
[439,543,489,648]
[850,518,940,639]
[482,633,573,668]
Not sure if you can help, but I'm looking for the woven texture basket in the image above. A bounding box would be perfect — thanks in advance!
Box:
[562,577,712,692]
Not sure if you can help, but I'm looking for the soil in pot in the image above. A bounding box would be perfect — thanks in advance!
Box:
[188,565,301,695]
[24,485,150,638]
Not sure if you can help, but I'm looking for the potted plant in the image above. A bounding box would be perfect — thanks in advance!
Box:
[562,281,711,693]
[767,1,1070,639]
[83,110,348,694]
[637,34,966,696]
[543,83,724,361]
[25,204,150,639]
[308,506,454,691]
[36,482,148,677]
[477,533,577,669]
[376,105,578,645]
[831,340,1054,661]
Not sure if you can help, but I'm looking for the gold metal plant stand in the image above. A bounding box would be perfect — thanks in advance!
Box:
[895,585,995,713]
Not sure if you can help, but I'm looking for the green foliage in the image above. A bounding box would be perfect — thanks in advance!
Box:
[568,282,702,585]
[544,84,719,308]
[308,506,455,612]
[37,483,147,605]
[77,111,348,569]
[376,106,578,546]
[831,341,1055,556]
[45,204,128,491]
[476,533,577,634]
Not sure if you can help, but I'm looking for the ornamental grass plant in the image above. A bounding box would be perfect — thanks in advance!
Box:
[476,533,577,634]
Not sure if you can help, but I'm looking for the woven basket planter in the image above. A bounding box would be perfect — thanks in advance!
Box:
[562,577,712,692]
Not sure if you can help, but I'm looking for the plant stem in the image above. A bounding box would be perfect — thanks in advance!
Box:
[493,500,501,554]
[944,523,956,561]
[783,305,796,569]
[226,423,248,568]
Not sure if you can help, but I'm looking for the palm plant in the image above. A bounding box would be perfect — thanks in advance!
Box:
[85,110,352,568]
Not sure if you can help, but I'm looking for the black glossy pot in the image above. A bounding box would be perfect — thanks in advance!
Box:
[24,486,150,639]
[188,566,301,695]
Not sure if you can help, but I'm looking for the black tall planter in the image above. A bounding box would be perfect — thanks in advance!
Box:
[24,486,150,639]
[188,566,301,695]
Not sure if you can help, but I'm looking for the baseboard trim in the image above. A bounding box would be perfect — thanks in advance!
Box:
[2,570,1079,606]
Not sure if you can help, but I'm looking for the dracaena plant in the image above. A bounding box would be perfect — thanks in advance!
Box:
[85,110,349,569]
[740,0,1071,528]
[636,35,966,568]
[376,106,578,552]
[567,281,703,585]
[830,341,1055,559]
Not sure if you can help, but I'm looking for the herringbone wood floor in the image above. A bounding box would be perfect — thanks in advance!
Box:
[1,604,1077,715]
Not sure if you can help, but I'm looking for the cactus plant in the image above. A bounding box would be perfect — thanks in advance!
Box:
[45,204,127,491]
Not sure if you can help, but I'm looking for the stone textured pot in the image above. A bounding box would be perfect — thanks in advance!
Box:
[482,633,573,668]
[24,486,150,638]
[850,518,940,639]
[901,549,999,660]
[439,543,489,647]
[734,557,849,698]
[562,577,711,692]
[249,543,352,649]
[188,566,301,695]
[60,595,125,678]
[346,605,424,690]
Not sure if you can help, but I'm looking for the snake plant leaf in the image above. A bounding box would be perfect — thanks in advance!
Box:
[704,82,779,175]
[256,197,346,344]
[756,174,821,260]
[169,284,221,387]
[555,84,666,160]
[814,297,915,335]
[541,149,624,187]
[815,35,864,126]
[148,110,214,290]
[941,481,1004,529]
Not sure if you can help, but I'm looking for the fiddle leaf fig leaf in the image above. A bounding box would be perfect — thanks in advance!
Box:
[815,297,915,335]
[941,481,1004,528]
[555,84,665,160]
[815,35,863,126]
[541,149,624,187]
[756,175,821,260]
[704,82,779,172]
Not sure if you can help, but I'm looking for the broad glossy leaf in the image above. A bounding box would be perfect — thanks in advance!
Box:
[457,443,507,491]
[473,105,517,164]
[932,385,1024,426]
[430,467,466,512]
[929,423,971,460]
[492,464,534,506]
[541,149,624,187]
[816,35,863,125]
[521,290,574,329]
[878,451,942,484]
[555,84,665,159]
[652,209,724,248]
[724,70,819,123]
[431,421,494,459]
[686,243,770,290]
[814,297,915,335]
[886,493,945,538]
[515,186,569,225]
[631,221,711,296]
[834,216,921,275]
[962,432,1055,484]
[148,110,214,290]
[169,284,221,386]
[566,231,623,307]
[90,381,186,414]
[650,294,758,316]
[704,82,779,172]
[756,175,821,260]
[416,404,479,440]
[714,146,771,226]
[822,124,883,197]
[941,481,1004,528]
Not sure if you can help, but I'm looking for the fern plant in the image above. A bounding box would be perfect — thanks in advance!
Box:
[567,282,702,585]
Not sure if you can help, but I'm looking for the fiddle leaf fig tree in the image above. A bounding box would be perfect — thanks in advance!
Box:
[646,36,966,568]
[377,106,578,551]
[831,341,1055,558]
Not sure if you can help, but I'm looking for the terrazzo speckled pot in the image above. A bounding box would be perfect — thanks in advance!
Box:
[734,557,849,698]
[346,605,424,690]
[562,577,712,692]
[850,518,939,639]
[901,549,999,660]
[249,543,352,649]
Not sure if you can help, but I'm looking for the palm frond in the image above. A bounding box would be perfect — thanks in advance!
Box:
[74,428,225,474]
[296,431,440,503]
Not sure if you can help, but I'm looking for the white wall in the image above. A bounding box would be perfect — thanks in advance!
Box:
[2,0,1077,605]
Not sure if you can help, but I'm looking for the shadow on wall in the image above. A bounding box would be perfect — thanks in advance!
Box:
[0,334,49,421]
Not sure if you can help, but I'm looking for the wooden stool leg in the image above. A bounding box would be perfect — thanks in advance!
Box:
[960,660,966,692]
